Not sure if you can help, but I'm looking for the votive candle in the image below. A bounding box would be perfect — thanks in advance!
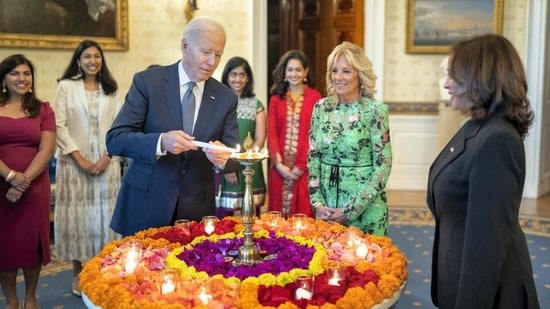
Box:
[295,276,314,300]
[161,278,176,295]
[204,222,215,235]
[124,260,137,274]
[327,266,345,286]
[124,250,140,273]
[202,216,217,235]
[356,242,368,259]
[198,286,212,305]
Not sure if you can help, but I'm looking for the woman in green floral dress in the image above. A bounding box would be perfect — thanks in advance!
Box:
[216,57,266,217]
[308,42,392,236]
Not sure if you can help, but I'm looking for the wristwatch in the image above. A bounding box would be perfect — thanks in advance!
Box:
[213,163,225,174]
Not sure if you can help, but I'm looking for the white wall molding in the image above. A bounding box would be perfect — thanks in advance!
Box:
[523,0,547,197]
[365,0,385,101]
[251,1,268,106]
[386,115,439,190]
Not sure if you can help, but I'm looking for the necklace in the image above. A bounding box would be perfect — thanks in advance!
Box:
[281,90,304,217]
[289,90,303,103]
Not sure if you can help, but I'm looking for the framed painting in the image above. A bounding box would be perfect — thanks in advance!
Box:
[406,0,503,54]
[0,0,128,51]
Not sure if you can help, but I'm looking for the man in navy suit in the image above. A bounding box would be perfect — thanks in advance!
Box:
[106,17,239,236]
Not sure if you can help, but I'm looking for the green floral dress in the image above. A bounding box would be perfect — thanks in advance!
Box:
[308,96,392,235]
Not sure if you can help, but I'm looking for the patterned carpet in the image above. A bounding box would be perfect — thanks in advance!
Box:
[389,206,550,309]
[1,206,548,308]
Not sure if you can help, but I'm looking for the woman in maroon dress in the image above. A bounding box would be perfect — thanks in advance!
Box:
[267,50,322,218]
[0,54,56,309]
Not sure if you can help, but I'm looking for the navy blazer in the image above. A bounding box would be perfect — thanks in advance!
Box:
[106,62,239,236]
[427,116,539,308]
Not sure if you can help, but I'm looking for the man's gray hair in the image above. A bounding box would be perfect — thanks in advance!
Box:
[182,16,225,43]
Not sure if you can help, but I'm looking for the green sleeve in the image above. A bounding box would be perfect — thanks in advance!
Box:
[346,101,392,221]
[308,101,325,208]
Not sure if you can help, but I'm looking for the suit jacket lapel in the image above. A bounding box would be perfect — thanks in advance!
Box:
[97,84,108,122]
[427,120,482,207]
[162,63,183,130]
[193,78,217,140]
[97,86,110,131]
[76,81,89,117]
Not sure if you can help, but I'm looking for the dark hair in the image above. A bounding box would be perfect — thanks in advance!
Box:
[221,56,255,98]
[0,54,42,118]
[449,34,533,139]
[59,39,118,95]
[270,50,315,98]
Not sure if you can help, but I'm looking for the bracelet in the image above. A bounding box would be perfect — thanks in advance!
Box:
[312,202,323,209]
[5,170,16,183]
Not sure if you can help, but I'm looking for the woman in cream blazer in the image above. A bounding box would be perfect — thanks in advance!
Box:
[52,40,123,297]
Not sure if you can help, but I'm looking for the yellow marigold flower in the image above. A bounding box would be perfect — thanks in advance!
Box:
[257,273,277,286]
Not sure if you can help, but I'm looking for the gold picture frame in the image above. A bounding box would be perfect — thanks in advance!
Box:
[0,0,128,51]
[406,0,503,54]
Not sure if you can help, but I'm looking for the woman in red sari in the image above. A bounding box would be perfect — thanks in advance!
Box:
[267,50,322,218]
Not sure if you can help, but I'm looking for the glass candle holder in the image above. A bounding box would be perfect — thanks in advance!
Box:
[160,273,176,295]
[197,285,213,305]
[174,219,190,231]
[295,275,314,300]
[292,213,307,231]
[355,242,369,259]
[267,211,282,228]
[151,269,179,295]
[201,216,218,235]
[326,266,345,286]
[122,240,142,274]
[345,230,364,247]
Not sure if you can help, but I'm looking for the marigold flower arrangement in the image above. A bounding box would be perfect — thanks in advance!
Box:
[79,215,408,309]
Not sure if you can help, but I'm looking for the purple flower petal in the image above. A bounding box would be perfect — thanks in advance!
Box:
[179,237,314,280]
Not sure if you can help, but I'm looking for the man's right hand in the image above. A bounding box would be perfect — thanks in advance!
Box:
[161,130,198,155]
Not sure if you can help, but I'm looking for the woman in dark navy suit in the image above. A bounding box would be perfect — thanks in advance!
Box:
[427,34,539,309]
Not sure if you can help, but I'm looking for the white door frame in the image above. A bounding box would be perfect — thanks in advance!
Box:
[524,0,548,197]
